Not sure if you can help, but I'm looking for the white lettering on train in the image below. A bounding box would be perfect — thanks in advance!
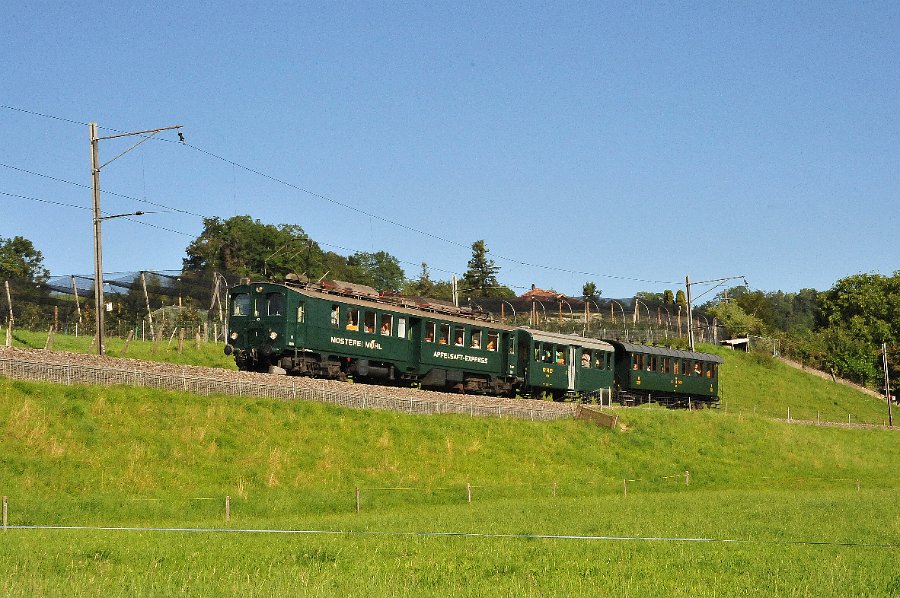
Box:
[432,351,488,365]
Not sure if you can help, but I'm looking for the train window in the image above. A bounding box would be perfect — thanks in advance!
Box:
[297,303,305,323]
[453,327,465,346]
[663,357,671,374]
[424,322,435,342]
[364,312,376,333]
[692,361,703,376]
[266,293,284,316]
[331,305,340,327]
[595,353,602,369]
[710,363,717,378]
[346,309,359,331]
[556,345,566,365]
[648,356,657,372]
[508,337,515,355]
[632,354,645,371]
[439,324,450,344]
[232,294,251,316]
[470,329,482,349]
[380,314,392,336]
[705,363,713,378]
[581,350,591,368]
[487,331,499,351]
[534,343,541,362]
[398,318,407,339]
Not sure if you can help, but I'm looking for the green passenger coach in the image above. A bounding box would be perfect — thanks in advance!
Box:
[607,340,723,407]
[225,279,723,406]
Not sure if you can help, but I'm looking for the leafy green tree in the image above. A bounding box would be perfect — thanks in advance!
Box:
[582,282,600,302]
[183,215,322,279]
[675,290,686,306]
[663,289,675,305]
[0,236,51,328]
[347,251,405,292]
[0,236,49,284]
[462,240,514,298]
[707,301,764,338]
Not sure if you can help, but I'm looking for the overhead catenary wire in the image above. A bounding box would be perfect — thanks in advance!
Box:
[2,103,692,286]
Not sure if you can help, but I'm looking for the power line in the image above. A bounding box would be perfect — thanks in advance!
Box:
[0,188,193,237]
[0,104,89,127]
[0,190,89,212]
[3,103,681,286]
[0,162,205,218]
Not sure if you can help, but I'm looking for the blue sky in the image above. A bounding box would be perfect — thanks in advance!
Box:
[1,2,897,298]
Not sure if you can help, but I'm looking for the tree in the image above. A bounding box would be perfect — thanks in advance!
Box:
[0,236,52,328]
[183,215,321,279]
[663,289,675,305]
[707,301,764,338]
[582,282,600,302]
[347,251,405,292]
[0,236,49,284]
[675,290,687,306]
[462,240,514,298]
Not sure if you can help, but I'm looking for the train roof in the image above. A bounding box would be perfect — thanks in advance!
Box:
[240,281,520,331]
[521,328,614,352]
[604,340,725,363]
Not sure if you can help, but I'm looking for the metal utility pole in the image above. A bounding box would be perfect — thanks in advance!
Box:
[89,121,182,355]
[684,274,747,352]
[883,342,893,427]
[90,123,104,353]
[685,275,694,351]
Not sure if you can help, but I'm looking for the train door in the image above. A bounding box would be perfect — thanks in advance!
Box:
[567,345,576,390]
[408,317,422,372]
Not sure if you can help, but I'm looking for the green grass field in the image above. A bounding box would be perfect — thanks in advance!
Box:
[1,330,896,594]
[0,363,897,596]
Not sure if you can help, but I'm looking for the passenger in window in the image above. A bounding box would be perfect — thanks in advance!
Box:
[486,338,496,351]
[380,319,391,335]
[595,355,602,369]
[454,332,464,346]
[331,306,339,326]
[471,336,480,349]
[694,363,702,376]
[557,352,566,365]
[346,313,358,331]
[582,351,591,367]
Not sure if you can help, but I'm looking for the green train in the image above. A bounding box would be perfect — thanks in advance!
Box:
[224,278,722,406]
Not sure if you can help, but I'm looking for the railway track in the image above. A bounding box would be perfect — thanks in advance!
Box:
[0,347,576,421]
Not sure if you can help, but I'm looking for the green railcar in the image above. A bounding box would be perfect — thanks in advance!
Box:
[520,329,614,399]
[607,341,723,406]
[225,280,520,394]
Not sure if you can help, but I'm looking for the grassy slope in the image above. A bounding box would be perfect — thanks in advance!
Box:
[0,334,896,595]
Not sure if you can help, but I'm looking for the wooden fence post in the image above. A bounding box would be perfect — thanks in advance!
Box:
[356,487,361,513]
[178,328,184,354]
[225,495,231,521]
[552,481,557,497]
[466,482,472,503]
[3,496,7,529]
[623,479,627,497]
[684,470,690,486]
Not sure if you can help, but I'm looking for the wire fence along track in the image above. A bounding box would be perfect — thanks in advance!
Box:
[4,525,896,549]
[0,356,575,422]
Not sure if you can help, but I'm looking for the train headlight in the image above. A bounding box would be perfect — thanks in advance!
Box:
[269,331,278,340]
[230,332,239,341]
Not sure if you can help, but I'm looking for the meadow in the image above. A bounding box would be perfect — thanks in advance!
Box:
[0,367,896,596]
